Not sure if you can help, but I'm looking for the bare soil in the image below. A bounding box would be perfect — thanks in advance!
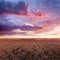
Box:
[0,38,60,60]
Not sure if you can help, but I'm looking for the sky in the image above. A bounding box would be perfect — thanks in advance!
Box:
[0,0,60,38]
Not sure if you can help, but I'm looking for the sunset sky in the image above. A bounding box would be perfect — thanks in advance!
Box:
[0,0,60,38]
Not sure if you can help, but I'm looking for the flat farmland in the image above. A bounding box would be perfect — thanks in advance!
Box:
[0,38,60,60]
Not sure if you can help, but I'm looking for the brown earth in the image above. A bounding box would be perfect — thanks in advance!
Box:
[0,38,60,60]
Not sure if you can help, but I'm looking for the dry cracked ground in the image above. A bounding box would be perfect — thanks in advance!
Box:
[0,38,60,60]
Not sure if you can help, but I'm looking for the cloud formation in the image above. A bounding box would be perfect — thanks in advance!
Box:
[0,0,27,15]
[0,0,60,38]
[0,0,60,15]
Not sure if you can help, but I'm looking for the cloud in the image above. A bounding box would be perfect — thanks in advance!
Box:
[44,25,60,35]
[0,0,60,15]
[0,0,60,38]
[35,0,60,15]
[0,12,59,32]
[0,0,27,15]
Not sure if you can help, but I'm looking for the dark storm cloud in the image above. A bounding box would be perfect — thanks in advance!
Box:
[14,1,27,14]
[0,0,60,15]
[0,0,27,14]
